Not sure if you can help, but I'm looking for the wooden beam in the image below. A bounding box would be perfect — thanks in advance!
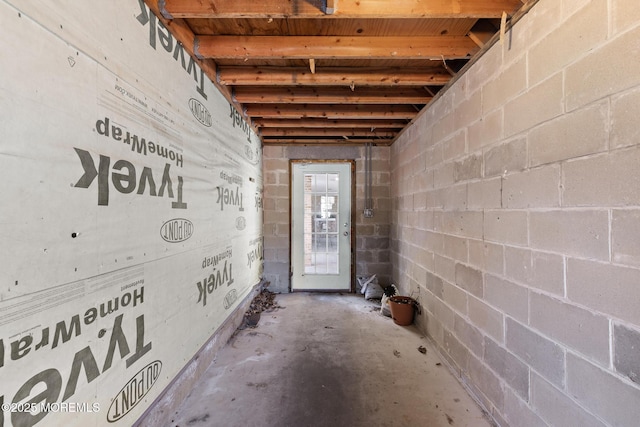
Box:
[253,118,407,128]
[217,66,451,87]
[162,0,522,19]
[195,36,478,60]
[262,138,394,146]
[233,87,432,104]
[260,128,397,137]
[245,104,420,119]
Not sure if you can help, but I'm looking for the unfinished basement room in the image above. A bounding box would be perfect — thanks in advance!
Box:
[2,0,640,426]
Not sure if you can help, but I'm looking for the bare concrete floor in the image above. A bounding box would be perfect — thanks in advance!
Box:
[165,293,492,427]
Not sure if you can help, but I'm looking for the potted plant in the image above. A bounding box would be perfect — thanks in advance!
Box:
[388,296,417,326]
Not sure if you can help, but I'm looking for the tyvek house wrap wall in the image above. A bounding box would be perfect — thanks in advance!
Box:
[0,1,263,426]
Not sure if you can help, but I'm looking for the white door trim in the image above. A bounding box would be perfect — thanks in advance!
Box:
[290,160,354,292]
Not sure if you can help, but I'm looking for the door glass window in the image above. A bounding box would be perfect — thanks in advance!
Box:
[303,173,339,274]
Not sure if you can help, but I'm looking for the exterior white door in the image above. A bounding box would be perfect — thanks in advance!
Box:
[291,162,352,291]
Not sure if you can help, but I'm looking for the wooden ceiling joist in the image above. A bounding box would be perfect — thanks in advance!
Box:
[245,104,420,119]
[233,87,432,104]
[260,128,397,137]
[195,36,478,60]
[262,139,393,146]
[148,0,529,147]
[253,118,408,128]
[217,66,452,87]
[161,0,522,19]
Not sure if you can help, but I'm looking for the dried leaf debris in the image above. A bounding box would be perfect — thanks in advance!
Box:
[241,288,282,329]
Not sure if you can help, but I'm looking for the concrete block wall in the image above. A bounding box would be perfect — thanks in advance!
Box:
[390,0,640,425]
[263,145,392,293]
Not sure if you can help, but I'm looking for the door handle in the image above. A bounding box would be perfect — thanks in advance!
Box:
[344,231,349,236]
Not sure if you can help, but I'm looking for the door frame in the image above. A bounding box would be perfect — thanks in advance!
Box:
[289,159,356,292]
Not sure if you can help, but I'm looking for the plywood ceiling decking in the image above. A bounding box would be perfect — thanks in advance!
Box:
[147,0,527,146]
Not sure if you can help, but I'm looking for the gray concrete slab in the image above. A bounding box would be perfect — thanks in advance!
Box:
[164,293,493,427]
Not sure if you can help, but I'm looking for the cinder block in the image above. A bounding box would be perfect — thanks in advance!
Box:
[614,323,640,385]
[427,313,445,347]
[454,314,484,357]
[434,162,455,189]
[468,355,505,412]
[484,210,528,246]
[530,292,610,365]
[269,184,290,198]
[502,164,561,208]
[275,198,290,213]
[433,111,456,142]
[413,191,427,211]
[435,254,456,288]
[442,129,467,161]
[610,88,640,148]
[264,235,289,250]
[504,73,564,138]
[263,157,289,171]
[532,373,606,427]
[566,25,640,111]
[563,148,640,206]
[502,387,547,427]
[528,101,609,167]
[612,209,640,267]
[442,183,467,211]
[483,57,527,115]
[469,295,505,343]
[425,271,444,299]
[503,0,560,66]
[426,188,444,209]
[567,259,640,325]
[485,274,528,324]
[455,90,482,129]
[468,108,503,152]
[262,145,284,159]
[468,240,504,276]
[529,210,609,260]
[506,318,565,387]
[567,353,640,427]
[442,234,468,262]
[455,263,484,298]
[263,197,276,211]
[440,210,483,239]
[454,153,482,182]
[443,281,468,315]
[529,0,607,85]
[372,184,391,199]
[415,247,435,271]
[504,246,532,284]
[422,231,442,254]
[264,171,278,185]
[484,137,527,178]
[467,177,502,210]
[505,247,564,296]
[612,0,640,34]
[467,45,503,92]
[433,294,454,330]
[484,337,530,400]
